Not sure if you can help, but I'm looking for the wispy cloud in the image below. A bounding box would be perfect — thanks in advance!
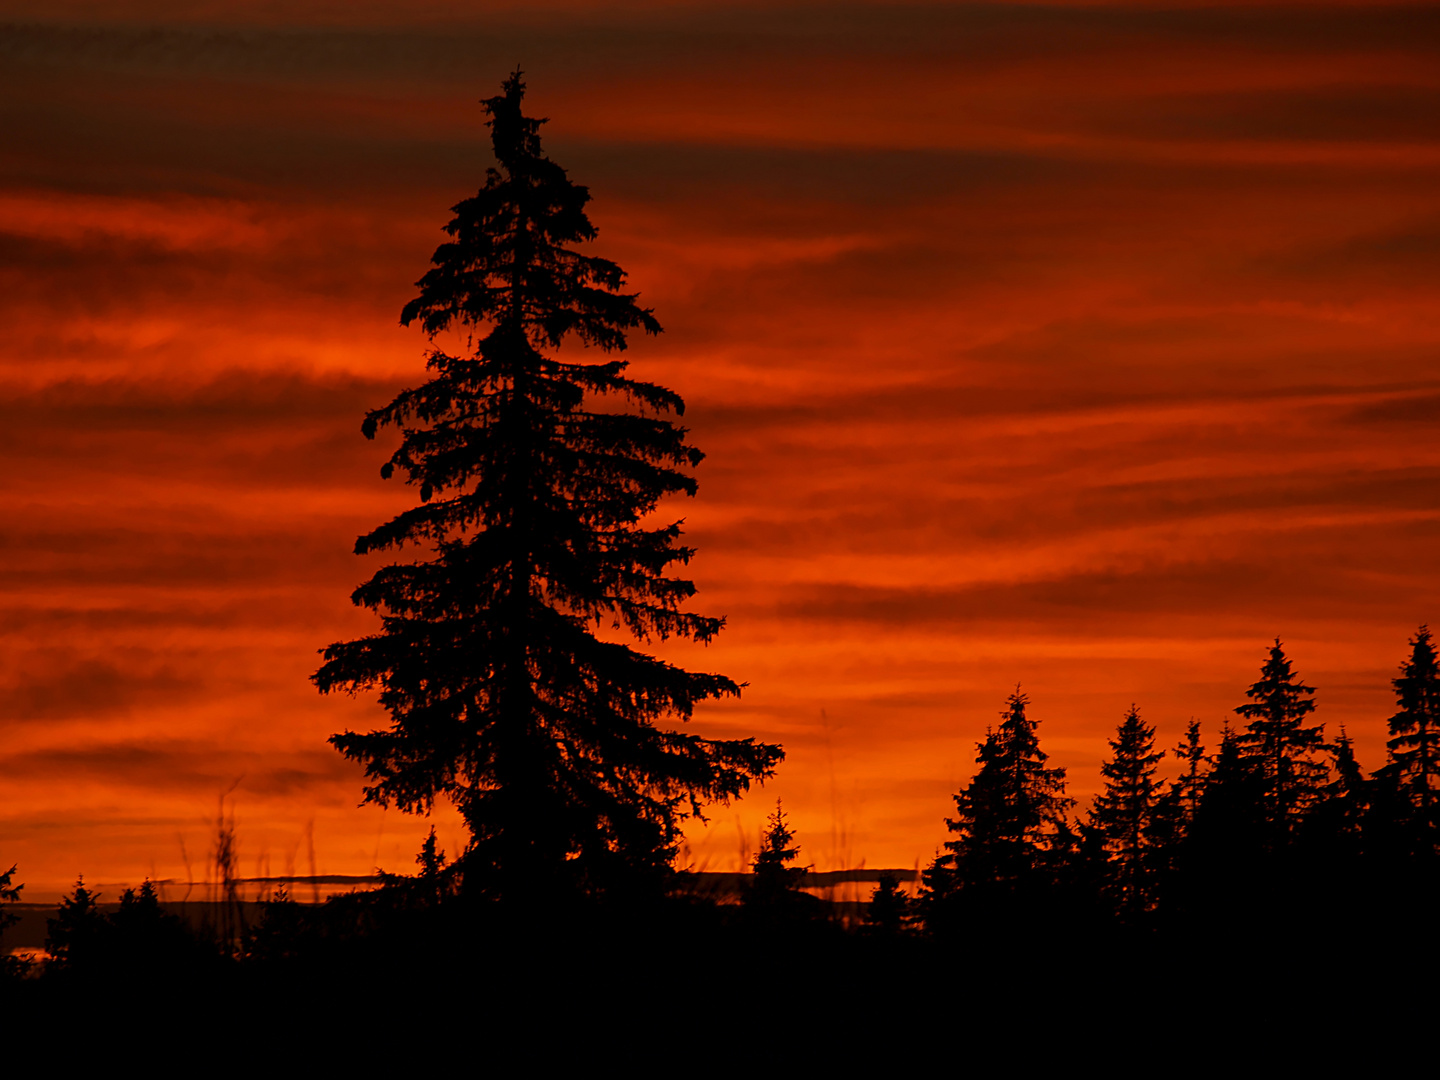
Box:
[4,2,1440,886]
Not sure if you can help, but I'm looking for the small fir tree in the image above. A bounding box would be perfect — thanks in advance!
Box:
[113,879,166,927]
[314,72,782,901]
[45,877,107,969]
[1088,705,1166,919]
[1141,719,1207,890]
[744,800,825,928]
[414,827,454,908]
[109,880,200,973]
[1234,639,1327,841]
[1302,727,1368,862]
[0,864,21,976]
[1329,728,1366,810]
[1380,625,1440,854]
[1195,723,1264,827]
[864,872,912,937]
[375,827,461,915]
[245,885,308,964]
[0,863,19,937]
[1177,723,1269,925]
[748,799,807,902]
[417,827,447,877]
[931,689,1074,900]
[1171,719,1207,826]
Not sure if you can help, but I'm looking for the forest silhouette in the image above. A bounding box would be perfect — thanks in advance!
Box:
[4,75,1439,1017]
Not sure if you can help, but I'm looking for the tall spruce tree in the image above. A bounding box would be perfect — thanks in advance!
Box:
[930,689,1073,900]
[1379,625,1440,854]
[1234,639,1327,841]
[1171,719,1207,826]
[1089,704,1166,919]
[314,73,783,901]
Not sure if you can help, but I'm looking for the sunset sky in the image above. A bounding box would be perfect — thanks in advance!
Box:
[3,1,1440,899]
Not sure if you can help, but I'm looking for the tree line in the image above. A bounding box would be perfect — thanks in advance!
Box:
[907,631,1440,946]
[5,626,1435,980]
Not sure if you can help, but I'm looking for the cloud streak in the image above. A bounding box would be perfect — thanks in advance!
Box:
[3,1,1440,889]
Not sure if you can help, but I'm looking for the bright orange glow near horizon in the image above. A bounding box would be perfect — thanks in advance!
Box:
[4,2,1440,900]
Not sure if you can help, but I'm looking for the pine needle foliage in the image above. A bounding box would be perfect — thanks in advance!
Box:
[864,872,913,936]
[0,863,21,972]
[1306,726,1367,857]
[935,689,1074,895]
[45,877,105,967]
[0,864,19,932]
[1171,719,1207,826]
[314,72,782,900]
[749,799,807,901]
[1234,639,1327,840]
[1380,625,1440,851]
[1089,704,1166,918]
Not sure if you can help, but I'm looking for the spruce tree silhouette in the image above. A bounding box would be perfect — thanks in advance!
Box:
[1302,727,1367,863]
[108,880,203,975]
[1089,704,1165,920]
[314,72,782,904]
[1378,625,1440,856]
[924,689,1073,924]
[415,828,449,906]
[744,799,823,928]
[0,863,21,975]
[0,864,18,935]
[1234,639,1327,843]
[45,877,106,970]
[1171,720,1207,826]
[1128,719,1205,903]
[863,872,913,937]
[748,799,807,901]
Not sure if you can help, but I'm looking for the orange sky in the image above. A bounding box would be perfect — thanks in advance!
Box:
[3,1,1440,899]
